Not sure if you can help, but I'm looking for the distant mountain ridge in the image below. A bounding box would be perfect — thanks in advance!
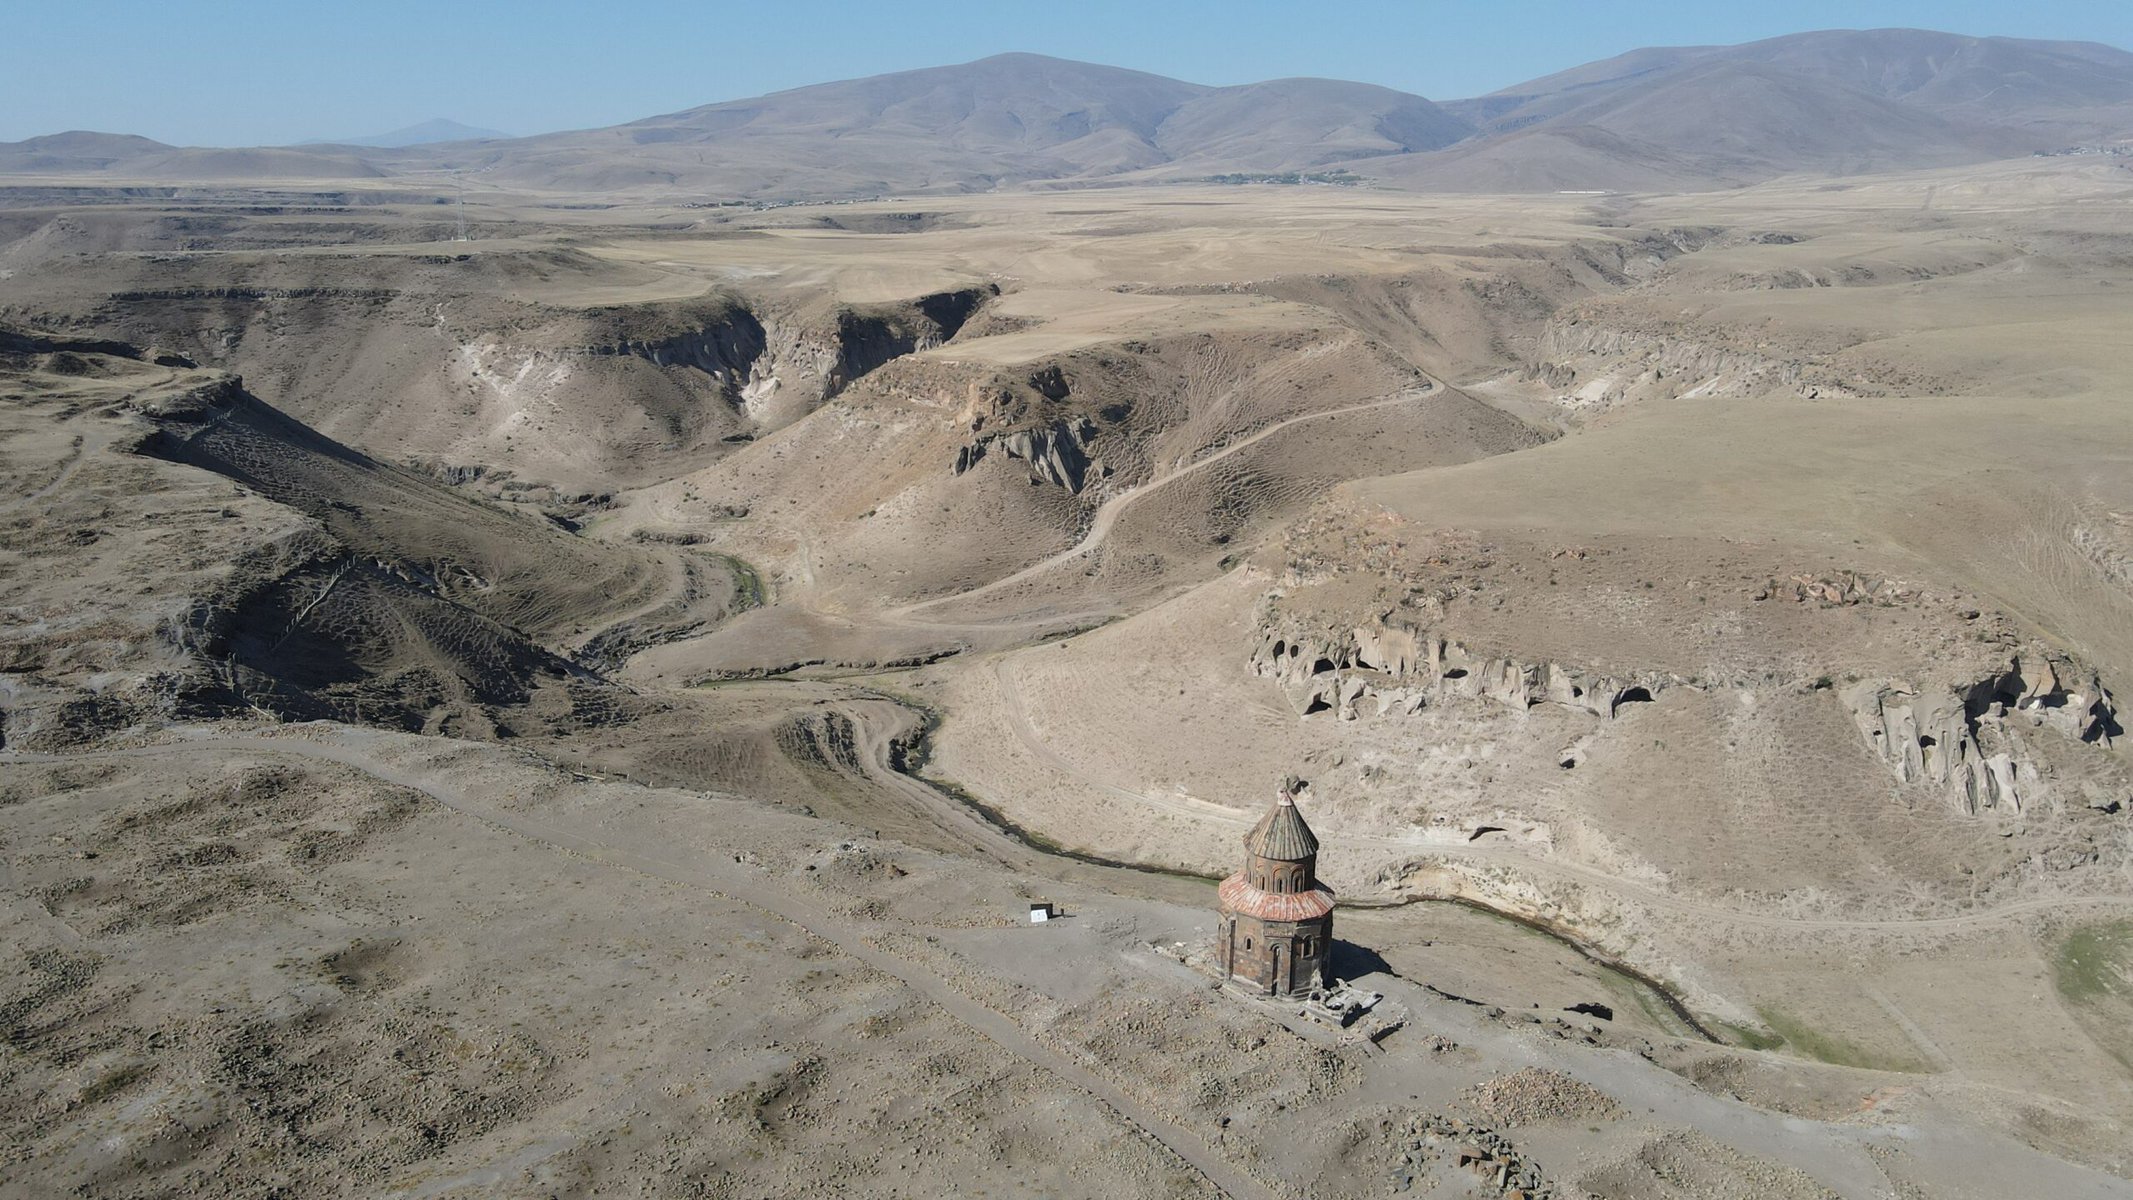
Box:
[447,54,1476,195]
[1387,28,2133,192]
[4,29,2130,196]
[0,131,385,181]
[1449,28,2133,142]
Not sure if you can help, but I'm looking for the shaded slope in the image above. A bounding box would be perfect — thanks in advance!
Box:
[133,375,677,640]
[1154,78,1472,170]
[451,53,1206,194]
[1380,59,2028,192]
[1461,28,2133,145]
[0,329,734,742]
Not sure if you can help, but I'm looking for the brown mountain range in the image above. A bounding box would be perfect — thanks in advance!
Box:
[3,28,2127,196]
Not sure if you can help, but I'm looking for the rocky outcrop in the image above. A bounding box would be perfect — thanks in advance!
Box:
[1256,607,2124,818]
[587,306,839,423]
[954,416,1099,493]
[1249,614,1673,722]
[588,285,995,424]
[1844,653,2119,816]
[738,317,842,421]
[592,308,767,383]
[584,306,791,420]
[1754,571,1918,606]
[1527,318,1823,410]
[828,286,991,392]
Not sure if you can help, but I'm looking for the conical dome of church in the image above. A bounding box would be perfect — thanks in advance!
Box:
[1243,789,1318,861]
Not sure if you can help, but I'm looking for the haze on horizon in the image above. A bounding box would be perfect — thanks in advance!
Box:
[6,0,2133,146]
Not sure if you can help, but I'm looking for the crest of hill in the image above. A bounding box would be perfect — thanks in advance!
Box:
[0,132,384,181]
[0,130,174,172]
[438,53,1471,193]
[627,53,1203,150]
[1454,28,2133,143]
[1378,56,2035,192]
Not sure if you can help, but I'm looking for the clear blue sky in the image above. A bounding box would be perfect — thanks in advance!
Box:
[6,0,2130,145]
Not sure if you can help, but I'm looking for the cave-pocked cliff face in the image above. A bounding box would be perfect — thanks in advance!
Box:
[1250,614,1675,724]
[1251,606,2128,821]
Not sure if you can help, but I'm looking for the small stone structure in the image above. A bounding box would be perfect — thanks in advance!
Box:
[1216,776,1335,996]
[1301,983,1381,1028]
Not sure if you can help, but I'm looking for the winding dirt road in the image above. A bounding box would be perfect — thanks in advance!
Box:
[896,381,1442,618]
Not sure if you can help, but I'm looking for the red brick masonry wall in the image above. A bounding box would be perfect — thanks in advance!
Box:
[1218,876,1333,996]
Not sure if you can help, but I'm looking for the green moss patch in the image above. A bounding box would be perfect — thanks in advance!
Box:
[2054,920,2133,1005]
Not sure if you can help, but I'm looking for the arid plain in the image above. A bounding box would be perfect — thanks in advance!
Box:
[5,137,2133,1199]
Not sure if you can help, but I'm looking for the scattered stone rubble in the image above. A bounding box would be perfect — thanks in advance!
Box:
[1391,1113,1553,1198]
[1463,1067,1626,1127]
[1301,983,1381,1027]
[1755,571,1917,607]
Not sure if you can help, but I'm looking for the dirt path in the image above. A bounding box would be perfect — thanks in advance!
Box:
[829,696,1044,872]
[895,381,1442,618]
[1,732,1270,1200]
[0,391,145,515]
[631,379,1445,644]
[1865,983,1956,1074]
[2,437,88,514]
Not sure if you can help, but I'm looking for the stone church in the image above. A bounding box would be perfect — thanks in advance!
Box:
[1216,778,1334,996]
